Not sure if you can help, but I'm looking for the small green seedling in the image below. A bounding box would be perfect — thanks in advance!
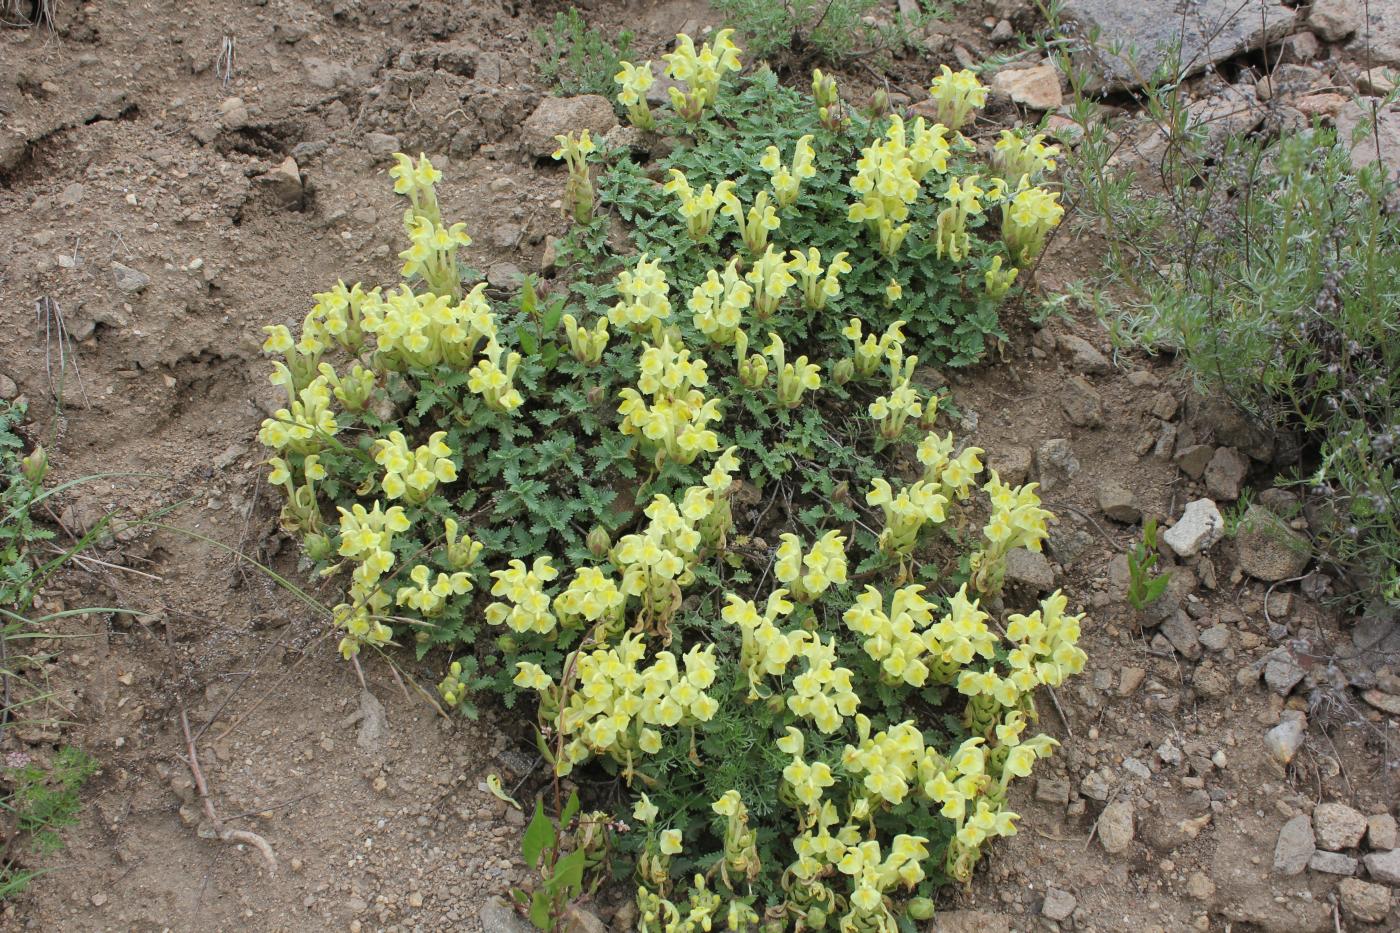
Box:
[1126,518,1172,611]
[512,790,586,931]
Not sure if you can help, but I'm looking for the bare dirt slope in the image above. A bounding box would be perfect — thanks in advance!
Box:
[0,0,1396,931]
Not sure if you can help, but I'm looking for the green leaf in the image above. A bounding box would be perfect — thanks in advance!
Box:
[521,798,555,869]
[559,789,580,831]
[553,846,587,897]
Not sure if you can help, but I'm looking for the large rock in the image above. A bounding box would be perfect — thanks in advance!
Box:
[1236,505,1310,581]
[1163,499,1224,558]
[1264,711,1307,765]
[111,261,150,294]
[1339,877,1392,924]
[1098,799,1135,853]
[1059,375,1104,428]
[1309,0,1361,40]
[1004,548,1055,592]
[1365,848,1400,884]
[521,95,618,158]
[1097,480,1141,523]
[1315,802,1369,851]
[1274,814,1316,876]
[1062,0,1295,90]
[991,61,1063,109]
[1203,446,1249,501]
[254,155,304,210]
[1346,0,1400,65]
[1035,438,1079,492]
[480,895,535,933]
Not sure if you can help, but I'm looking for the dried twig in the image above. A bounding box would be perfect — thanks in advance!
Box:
[179,707,278,874]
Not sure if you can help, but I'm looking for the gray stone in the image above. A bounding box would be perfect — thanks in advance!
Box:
[1097,480,1141,523]
[1199,624,1230,652]
[480,895,535,933]
[1098,799,1135,853]
[1256,63,1325,101]
[1258,487,1300,516]
[521,95,618,159]
[992,61,1063,109]
[58,181,85,207]
[989,445,1032,486]
[1004,548,1055,592]
[1035,438,1080,492]
[1264,712,1307,765]
[1309,0,1360,40]
[1041,887,1076,922]
[1148,391,1179,422]
[303,56,353,91]
[1340,878,1392,924]
[1187,86,1263,150]
[1057,333,1110,374]
[1315,803,1369,851]
[1062,0,1295,91]
[1357,67,1397,96]
[1264,651,1306,696]
[255,156,304,210]
[111,261,150,294]
[1274,814,1316,876]
[1348,0,1400,66]
[364,132,401,160]
[488,262,524,289]
[1275,31,1321,64]
[1362,688,1400,716]
[1364,848,1400,885]
[1162,499,1224,558]
[1081,768,1113,802]
[1190,396,1274,461]
[219,96,249,127]
[931,911,1011,933]
[0,373,16,400]
[1310,850,1358,875]
[1174,444,1215,479]
[1059,374,1104,428]
[1035,778,1071,806]
[1367,813,1398,851]
[1161,611,1201,660]
[1237,505,1311,582]
[1203,447,1249,501]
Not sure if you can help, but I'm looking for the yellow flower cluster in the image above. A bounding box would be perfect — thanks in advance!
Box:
[992,129,1059,183]
[372,430,457,504]
[760,134,816,208]
[389,153,473,298]
[787,633,860,734]
[764,332,821,408]
[789,247,850,311]
[554,565,626,633]
[776,727,836,809]
[866,476,948,558]
[712,790,761,886]
[466,340,524,412]
[734,330,769,389]
[485,556,560,635]
[610,254,673,334]
[869,351,922,441]
[837,834,930,920]
[361,283,499,371]
[662,29,741,121]
[663,170,735,240]
[921,737,1020,880]
[562,313,610,365]
[723,189,780,254]
[310,280,378,355]
[970,470,1055,596]
[722,589,801,698]
[614,60,656,130]
[617,337,721,466]
[552,130,597,223]
[927,65,988,130]
[1005,590,1087,689]
[1001,180,1064,265]
[746,245,797,319]
[843,318,907,379]
[546,632,718,777]
[267,454,325,536]
[842,716,928,806]
[317,361,375,413]
[847,115,953,255]
[689,258,751,345]
[613,493,701,629]
[775,530,847,602]
[258,374,338,455]
[396,563,473,616]
[936,174,1000,262]
[916,429,984,501]
[262,317,325,394]
[843,584,936,687]
[332,501,411,658]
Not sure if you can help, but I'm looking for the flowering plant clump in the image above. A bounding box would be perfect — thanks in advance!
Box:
[255,32,1079,932]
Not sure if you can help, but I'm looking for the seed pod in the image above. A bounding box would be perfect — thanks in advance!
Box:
[906,898,935,921]
[20,445,46,484]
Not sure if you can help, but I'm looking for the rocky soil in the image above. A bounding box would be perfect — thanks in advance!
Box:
[0,0,1397,930]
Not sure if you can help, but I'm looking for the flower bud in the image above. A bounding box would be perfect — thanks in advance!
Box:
[20,445,46,484]
[805,907,828,929]
[587,525,612,559]
[906,898,935,921]
[496,634,518,653]
[302,532,332,561]
[586,385,605,406]
[832,358,854,386]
